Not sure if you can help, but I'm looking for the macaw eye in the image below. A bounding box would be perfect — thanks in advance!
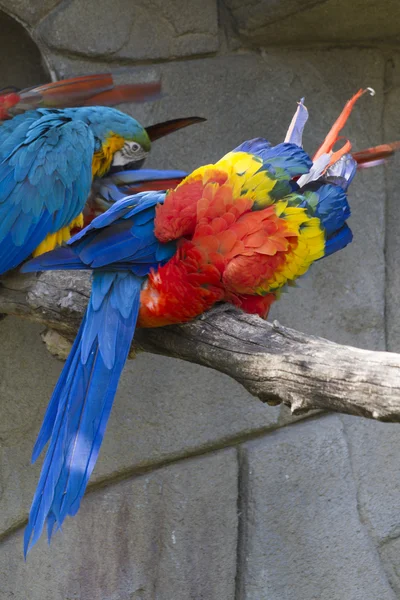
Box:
[110,140,147,171]
[120,142,143,159]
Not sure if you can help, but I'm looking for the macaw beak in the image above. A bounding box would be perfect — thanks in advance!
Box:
[145,117,206,141]
[108,117,206,176]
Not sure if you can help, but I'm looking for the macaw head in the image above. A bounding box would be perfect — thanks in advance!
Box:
[76,107,205,178]
[108,115,208,174]
[108,123,151,173]
[80,107,149,177]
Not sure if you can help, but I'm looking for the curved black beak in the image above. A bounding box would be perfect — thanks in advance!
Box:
[145,117,206,141]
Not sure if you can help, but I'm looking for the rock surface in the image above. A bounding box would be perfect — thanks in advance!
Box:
[237,417,397,600]
[36,0,219,60]
[0,450,238,600]
[225,0,400,46]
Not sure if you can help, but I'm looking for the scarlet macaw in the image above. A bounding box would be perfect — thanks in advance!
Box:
[0,73,203,274]
[22,89,394,554]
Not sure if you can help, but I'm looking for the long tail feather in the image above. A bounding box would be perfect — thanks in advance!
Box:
[313,88,372,160]
[20,74,113,107]
[83,82,162,106]
[24,271,142,555]
[313,88,375,169]
[93,168,188,203]
[122,178,185,193]
[0,73,162,120]
[352,141,400,168]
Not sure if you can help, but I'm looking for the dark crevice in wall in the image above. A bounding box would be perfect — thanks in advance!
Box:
[0,517,27,545]
[217,0,242,53]
[234,445,249,600]
[41,46,221,69]
[339,416,398,597]
[382,53,397,353]
[382,56,392,353]
[0,10,49,87]
[340,416,375,536]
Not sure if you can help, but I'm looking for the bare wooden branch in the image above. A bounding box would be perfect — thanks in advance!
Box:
[1,269,400,422]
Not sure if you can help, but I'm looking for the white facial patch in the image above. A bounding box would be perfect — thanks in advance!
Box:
[112,141,148,167]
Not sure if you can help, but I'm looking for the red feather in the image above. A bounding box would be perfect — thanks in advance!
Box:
[138,242,224,328]
[155,179,206,242]
[227,292,276,319]
[353,141,400,168]
[142,175,300,327]
[82,82,161,106]
[0,73,162,120]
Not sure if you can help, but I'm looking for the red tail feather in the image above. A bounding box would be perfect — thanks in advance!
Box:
[353,141,400,168]
[0,73,162,119]
[23,73,113,102]
[84,82,162,106]
[0,92,20,119]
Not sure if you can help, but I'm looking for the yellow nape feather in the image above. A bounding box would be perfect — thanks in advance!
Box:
[183,152,277,208]
[33,213,84,257]
[216,151,276,205]
[92,134,125,178]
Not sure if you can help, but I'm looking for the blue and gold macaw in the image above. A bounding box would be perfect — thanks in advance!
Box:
[0,74,203,274]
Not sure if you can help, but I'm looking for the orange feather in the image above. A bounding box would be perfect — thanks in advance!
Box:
[313,88,367,161]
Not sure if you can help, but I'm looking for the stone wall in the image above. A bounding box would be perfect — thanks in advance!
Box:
[0,1,400,598]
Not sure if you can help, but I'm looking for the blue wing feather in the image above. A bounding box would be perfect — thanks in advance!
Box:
[22,192,168,274]
[234,138,312,177]
[298,182,351,237]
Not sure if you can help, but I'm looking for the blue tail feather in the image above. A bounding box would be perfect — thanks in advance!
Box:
[24,271,142,555]
[31,327,84,462]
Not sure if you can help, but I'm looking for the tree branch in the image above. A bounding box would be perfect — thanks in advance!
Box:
[1,269,400,422]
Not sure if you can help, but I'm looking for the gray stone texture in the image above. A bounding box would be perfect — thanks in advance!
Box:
[384,51,400,352]
[36,0,219,60]
[0,3,400,600]
[0,0,62,27]
[0,449,238,600]
[237,416,396,600]
[380,538,400,598]
[341,416,400,543]
[226,0,400,46]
